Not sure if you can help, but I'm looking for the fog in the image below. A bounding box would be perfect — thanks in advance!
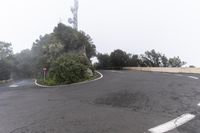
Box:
[1,0,200,66]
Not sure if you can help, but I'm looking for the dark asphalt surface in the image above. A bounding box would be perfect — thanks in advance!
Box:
[0,71,200,133]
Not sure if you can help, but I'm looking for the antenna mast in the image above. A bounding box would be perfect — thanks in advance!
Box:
[68,0,79,30]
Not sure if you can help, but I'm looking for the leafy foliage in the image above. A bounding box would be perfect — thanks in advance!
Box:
[97,49,186,69]
[169,57,186,67]
[1,22,187,83]
[30,23,96,84]
[110,49,130,67]
[128,55,140,67]
[161,55,169,67]
[0,23,96,83]
[13,49,34,78]
[0,60,11,80]
[54,23,82,51]
[49,54,90,84]
[0,42,13,60]
[81,32,96,59]
[53,23,96,59]
[0,42,13,80]
[31,33,64,73]
[140,49,162,67]
[31,23,96,75]
[97,53,111,69]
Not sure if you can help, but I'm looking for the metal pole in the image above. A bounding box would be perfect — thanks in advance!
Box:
[44,71,46,81]
[68,0,79,30]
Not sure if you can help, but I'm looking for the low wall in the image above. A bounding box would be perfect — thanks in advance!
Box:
[123,67,200,74]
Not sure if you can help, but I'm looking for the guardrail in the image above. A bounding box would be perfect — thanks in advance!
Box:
[123,67,200,74]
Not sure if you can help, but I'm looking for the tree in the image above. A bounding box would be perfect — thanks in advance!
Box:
[189,65,195,68]
[128,54,140,67]
[0,42,13,80]
[30,23,96,83]
[49,54,91,84]
[97,53,111,69]
[140,49,171,67]
[53,23,96,59]
[168,57,186,67]
[81,32,96,59]
[141,49,162,67]
[96,49,186,69]
[0,42,13,60]
[160,55,169,67]
[31,34,60,74]
[13,49,34,78]
[31,23,96,74]
[110,49,130,68]
[0,60,10,80]
[54,23,82,52]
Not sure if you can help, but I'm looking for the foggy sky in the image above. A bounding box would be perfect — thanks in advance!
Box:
[1,0,200,66]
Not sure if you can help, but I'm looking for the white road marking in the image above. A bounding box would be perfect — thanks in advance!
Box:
[148,114,195,133]
[188,76,199,80]
[197,103,200,106]
[9,84,19,88]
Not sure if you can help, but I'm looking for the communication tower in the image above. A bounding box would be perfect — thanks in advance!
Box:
[68,0,79,30]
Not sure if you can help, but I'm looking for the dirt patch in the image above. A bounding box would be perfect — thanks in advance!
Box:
[94,90,150,111]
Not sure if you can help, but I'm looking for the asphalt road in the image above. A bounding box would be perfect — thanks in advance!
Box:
[0,70,200,133]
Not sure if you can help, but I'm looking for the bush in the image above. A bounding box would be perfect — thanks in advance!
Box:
[49,54,91,84]
[38,79,57,86]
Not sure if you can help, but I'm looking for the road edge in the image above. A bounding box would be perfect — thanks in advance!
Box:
[0,79,13,84]
[34,71,103,88]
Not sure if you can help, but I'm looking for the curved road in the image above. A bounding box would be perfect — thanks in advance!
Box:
[0,71,200,133]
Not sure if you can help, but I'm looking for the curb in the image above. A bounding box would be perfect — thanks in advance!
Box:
[34,71,103,88]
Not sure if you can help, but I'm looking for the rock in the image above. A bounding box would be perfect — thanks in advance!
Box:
[87,68,93,77]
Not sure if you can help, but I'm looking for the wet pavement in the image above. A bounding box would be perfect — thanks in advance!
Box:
[0,71,200,133]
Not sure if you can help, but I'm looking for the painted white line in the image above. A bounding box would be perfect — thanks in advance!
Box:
[197,103,200,106]
[188,76,199,80]
[35,71,103,88]
[9,84,19,88]
[148,114,195,133]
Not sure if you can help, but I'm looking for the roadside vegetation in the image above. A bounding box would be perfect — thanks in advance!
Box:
[96,49,186,69]
[0,42,13,81]
[0,23,96,85]
[0,24,188,83]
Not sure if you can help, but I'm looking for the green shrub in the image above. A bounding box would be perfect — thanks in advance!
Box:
[49,54,91,84]
[39,79,57,86]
